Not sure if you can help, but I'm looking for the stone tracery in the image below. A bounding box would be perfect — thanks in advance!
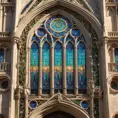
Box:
[17,5,101,118]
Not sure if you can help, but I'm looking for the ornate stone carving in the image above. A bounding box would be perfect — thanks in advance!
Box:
[18,6,100,118]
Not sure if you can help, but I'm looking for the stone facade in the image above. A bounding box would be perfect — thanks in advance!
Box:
[0,0,118,118]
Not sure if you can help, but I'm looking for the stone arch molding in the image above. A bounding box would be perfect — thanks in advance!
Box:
[15,0,102,39]
[29,93,90,118]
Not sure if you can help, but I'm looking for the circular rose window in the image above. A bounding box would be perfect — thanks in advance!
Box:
[80,100,89,109]
[45,15,72,38]
[110,77,118,93]
[0,77,9,92]
[29,100,38,109]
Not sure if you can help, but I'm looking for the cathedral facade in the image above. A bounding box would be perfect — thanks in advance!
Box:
[0,0,117,118]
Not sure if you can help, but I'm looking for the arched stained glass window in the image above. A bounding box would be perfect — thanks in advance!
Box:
[78,42,86,94]
[66,42,74,93]
[54,42,63,93]
[0,49,4,62]
[30,42,39,94]
[30,15,88,95]
[42,42,50,94]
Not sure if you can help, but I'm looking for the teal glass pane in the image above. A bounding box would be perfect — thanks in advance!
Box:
[115,48,118,62]
[42,42,50,94]
[77,42,86,93]
[66,36,74,43]
[115,48,118,71]
[66,42,74,93]
[0,49,4,62]
[54,42,63,93]
[30,42,39,94]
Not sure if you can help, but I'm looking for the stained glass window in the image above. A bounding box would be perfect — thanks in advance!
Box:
[54,42,63,93]
[30,15,87,95]
[78,42,86,93]
[42,42,50,94]
[30,42,39,94]
[66,42,74,94]
[0,49,4,62]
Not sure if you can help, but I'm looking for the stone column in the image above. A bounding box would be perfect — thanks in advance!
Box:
[39,46,42,95]
[74,45,78,95]
[63,45,66,95]
[4,48,6,62]
[51,45,54,95]
[25,96,29,118]
[9,38,18,118]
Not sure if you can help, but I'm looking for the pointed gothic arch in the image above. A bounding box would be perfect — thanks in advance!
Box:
[28,93,90,118]
[15,0,102,39]
[16,2,102,118]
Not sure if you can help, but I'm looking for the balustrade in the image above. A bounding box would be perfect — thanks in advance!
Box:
[108,63,118,72]
[0,62,10,72]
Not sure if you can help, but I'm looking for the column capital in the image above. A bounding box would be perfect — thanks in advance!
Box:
[12,36,21,49]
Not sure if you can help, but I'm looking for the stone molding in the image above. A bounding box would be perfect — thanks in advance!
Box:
[15,0,102,39]
[29,93,90,118]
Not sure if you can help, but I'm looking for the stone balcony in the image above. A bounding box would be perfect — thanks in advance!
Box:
[0,32,11,41]
[1,0,15,6]
[108,62,118,72]
[0,62,10,72]
[106,1,118,6]
[108,32,118,39]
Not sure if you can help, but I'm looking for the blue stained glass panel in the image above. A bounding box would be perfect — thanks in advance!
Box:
[115,48,118,70]
[30,42,39,94]
[115,48,118,62]
[77,42,86,93]
[71,29,81,37]
[0,49,4,62]
[30,101,37,109]
[36,28,46,37]
[45,15,72,38]
[32,35,40,43]
[54,42,63,92]
[66,36,74,43]
[42,42,50,94]
[66,42,74,93]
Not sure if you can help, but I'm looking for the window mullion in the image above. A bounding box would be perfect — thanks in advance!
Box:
[51,45,54,95]
[74,45,78,95]
[4,48,6,63]
[38,46,42,96]
[63,45,67,95]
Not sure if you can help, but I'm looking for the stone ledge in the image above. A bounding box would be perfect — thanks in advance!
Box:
[1,2,15,6]
[106,2,118,7]
[0,32,11,41]
[108,32,118,38]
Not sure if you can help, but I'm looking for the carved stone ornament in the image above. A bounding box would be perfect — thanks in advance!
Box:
[29,93,90,118]
[18,5,100,118]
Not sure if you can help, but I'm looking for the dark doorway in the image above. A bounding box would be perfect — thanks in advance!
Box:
[43,111,75,118]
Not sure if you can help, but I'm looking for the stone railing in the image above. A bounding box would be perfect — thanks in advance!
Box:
[108,62,118,72]
[0,32,11,39]
[1,0,15,6]
[0,62,10,72]
[108,32,118,38]
[106,1,118,6]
